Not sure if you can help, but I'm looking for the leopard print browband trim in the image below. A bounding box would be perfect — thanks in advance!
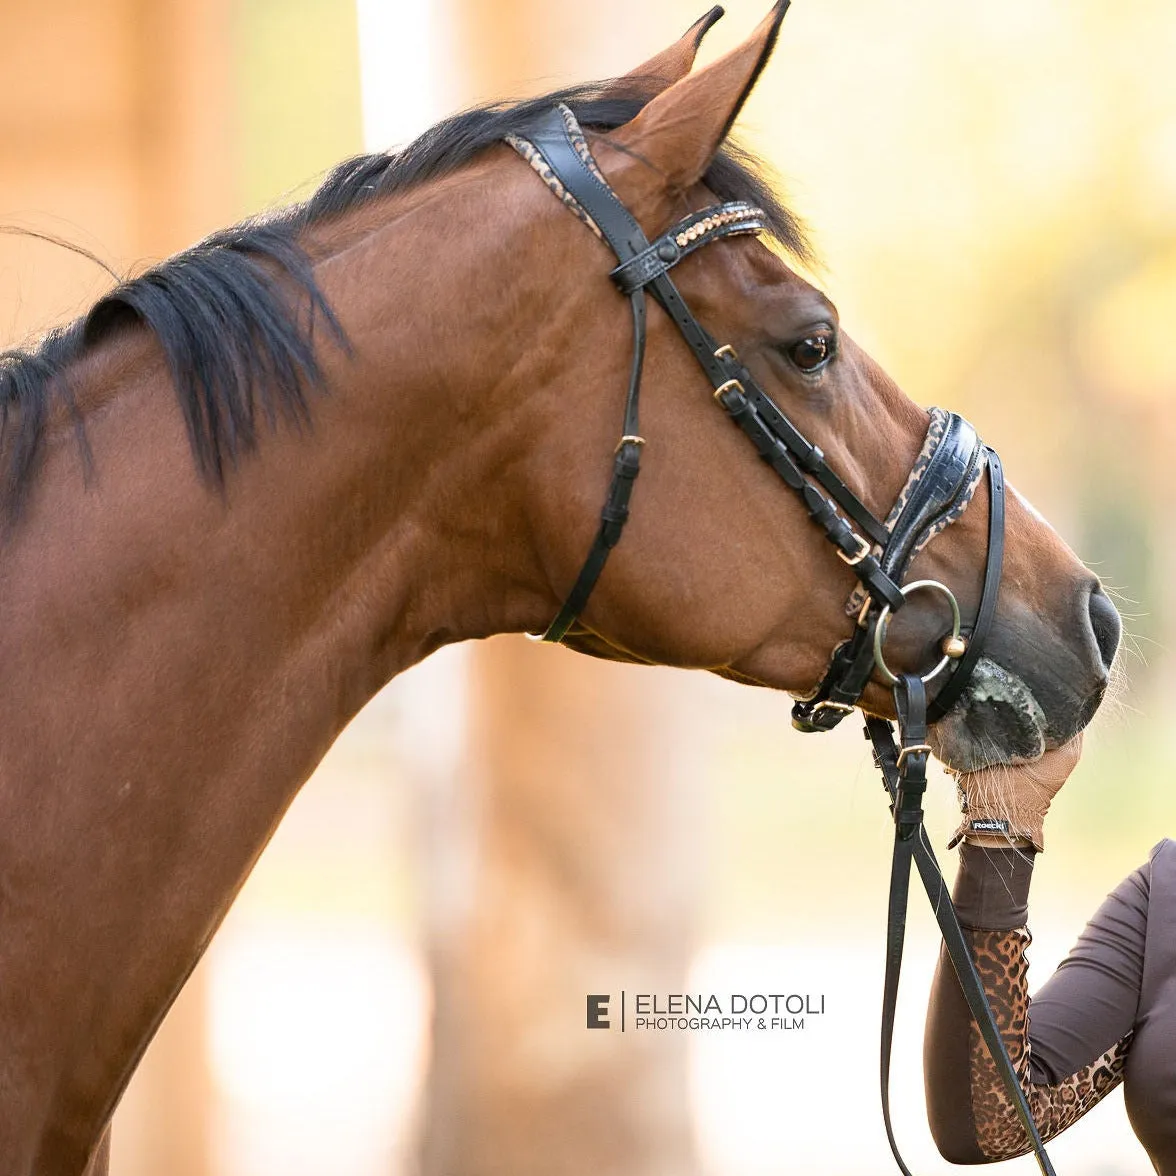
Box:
[505,105,607,241]
[968,926,1132,1160]
[845,406,987,615]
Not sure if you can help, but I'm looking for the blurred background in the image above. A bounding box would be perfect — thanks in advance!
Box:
[2,0,1174,1173]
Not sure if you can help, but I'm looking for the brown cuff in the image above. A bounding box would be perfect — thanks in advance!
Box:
[948,818,1043,853]
[952,844,1035,930]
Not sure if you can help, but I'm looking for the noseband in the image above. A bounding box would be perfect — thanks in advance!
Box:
[507,105,1056,1176]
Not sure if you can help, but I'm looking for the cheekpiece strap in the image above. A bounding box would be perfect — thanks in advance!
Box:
[926,447,1005,721]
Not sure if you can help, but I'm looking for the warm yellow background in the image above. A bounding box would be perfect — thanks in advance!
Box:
[2,1,1172,1173]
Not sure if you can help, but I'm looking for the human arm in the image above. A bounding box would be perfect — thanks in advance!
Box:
[924,839,1143,1162]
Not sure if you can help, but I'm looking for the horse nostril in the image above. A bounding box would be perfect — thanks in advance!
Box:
[1088,586,1122,672]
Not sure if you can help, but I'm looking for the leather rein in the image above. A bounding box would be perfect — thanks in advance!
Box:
[507,105,1056,1174]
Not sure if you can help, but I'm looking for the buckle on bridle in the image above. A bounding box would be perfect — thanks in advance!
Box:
[895,742,932,768]
[713,378,745,404]
[837,532,872,567]
[812,699,854,717]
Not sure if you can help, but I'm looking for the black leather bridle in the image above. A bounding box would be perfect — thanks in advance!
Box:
[508,101,1057,1175]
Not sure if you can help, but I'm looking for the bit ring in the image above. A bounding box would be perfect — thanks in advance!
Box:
[873,579,962,687]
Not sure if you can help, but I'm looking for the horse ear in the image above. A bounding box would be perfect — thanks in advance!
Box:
[608,1,789,191]
[605,6,725,98]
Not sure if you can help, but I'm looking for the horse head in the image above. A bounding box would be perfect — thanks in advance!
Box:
[494,3,1119,771]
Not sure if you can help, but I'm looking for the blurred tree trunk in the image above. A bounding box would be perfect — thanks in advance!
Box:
[0,0,234,341]
[113,3,234,1169]
[415,19,703,1171]
[415,25,702,1171]
[2,1,231,1171]
[111,968,213,1176]
[421,638,702,1176]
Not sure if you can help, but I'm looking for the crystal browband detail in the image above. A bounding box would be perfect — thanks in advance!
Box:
[611,202,766,295]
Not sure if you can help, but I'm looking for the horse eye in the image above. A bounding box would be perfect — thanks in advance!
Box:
[787,332,836,373]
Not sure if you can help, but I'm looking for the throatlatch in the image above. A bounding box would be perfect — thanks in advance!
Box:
[506,91,1054,1176]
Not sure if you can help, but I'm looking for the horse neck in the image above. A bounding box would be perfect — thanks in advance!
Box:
[6,164,548,739]
[0,163,551,1169]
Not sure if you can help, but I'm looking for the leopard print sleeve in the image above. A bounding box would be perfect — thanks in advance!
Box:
[965,926,1132,1160]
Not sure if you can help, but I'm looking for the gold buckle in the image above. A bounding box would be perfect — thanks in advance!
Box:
[896,743,932,768]
[614,434,646,453]
[714,378,744,402]
[837,533,872,566]
[714,343,740,363]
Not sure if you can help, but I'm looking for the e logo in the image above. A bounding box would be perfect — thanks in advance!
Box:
[586,994,610,1029]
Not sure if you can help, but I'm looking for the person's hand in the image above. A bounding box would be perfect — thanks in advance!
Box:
[948,734,1084,852]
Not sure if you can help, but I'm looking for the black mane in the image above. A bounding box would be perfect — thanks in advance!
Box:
[0,84,811,512]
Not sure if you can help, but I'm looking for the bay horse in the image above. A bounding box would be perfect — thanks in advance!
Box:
[0,4,1118,1173]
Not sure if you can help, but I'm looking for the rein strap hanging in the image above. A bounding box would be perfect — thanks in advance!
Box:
[868,684,1057,1176]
